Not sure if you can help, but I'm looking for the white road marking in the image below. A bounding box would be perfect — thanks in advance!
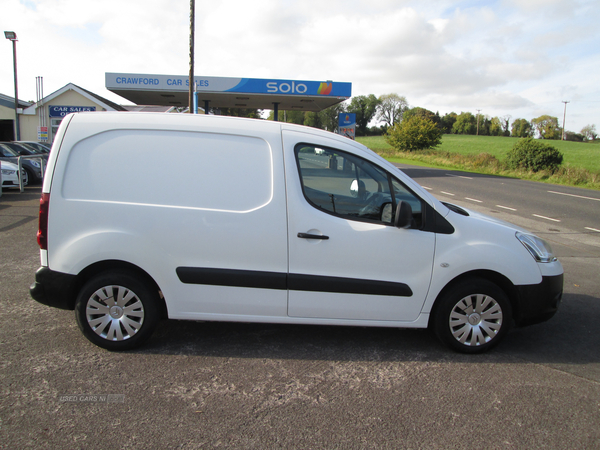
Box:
[446,174,473,179]
[585,227,600,233]
[496,205,516,211]
[548,191,600,202]
[533,214,561,222]
[465,198,482,203]
[422,186,432,190]
[441,191,455,196]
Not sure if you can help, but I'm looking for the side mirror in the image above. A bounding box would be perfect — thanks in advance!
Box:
[395,201,414,229]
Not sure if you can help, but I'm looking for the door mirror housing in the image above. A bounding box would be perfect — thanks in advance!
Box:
[395,201,414,229]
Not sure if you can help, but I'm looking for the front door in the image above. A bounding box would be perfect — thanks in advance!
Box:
[284,131,435,322]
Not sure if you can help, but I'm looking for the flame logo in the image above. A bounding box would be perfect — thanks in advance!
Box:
[318,82,333,95]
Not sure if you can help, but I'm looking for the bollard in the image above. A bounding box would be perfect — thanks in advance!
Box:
[18,156,24,192]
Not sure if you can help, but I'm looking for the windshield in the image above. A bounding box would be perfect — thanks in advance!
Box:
[0,144,19,157]
[20,143,46,154]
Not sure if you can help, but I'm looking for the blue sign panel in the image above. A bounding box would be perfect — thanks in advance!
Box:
[338,113,356,140]
[106,73,352,98]
[339,113,356,127]
[49,106,96,117]
[226,78,352,97]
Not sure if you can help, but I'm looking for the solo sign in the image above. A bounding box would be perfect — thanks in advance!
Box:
[49,106,96,118]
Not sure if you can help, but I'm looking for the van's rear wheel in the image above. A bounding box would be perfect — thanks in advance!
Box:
[75,271,160,350]
[433,278,511,354]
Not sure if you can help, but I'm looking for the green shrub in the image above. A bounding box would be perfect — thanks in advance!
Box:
[506,138,563,173]
[385,116,442,152]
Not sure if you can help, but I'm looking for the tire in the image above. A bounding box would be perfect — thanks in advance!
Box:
[433,278,512,354]
[75,271,160,350]
[21,168,29,186]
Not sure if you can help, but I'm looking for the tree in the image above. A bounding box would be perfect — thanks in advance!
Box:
[501,115,512,136]
[303,111,323,129]
[385,116,442,152]
[531,115,561,140]
[581,124,598,141]
[376,94,408,127]
[564,131,584,142]
[477,115,491,136]
[319,103,346,132]
[490,117,504,136]
[511,118,533,137]
[403,107,440,127]
[452,112,477,135]
[266,109,305,123]
[440,112,457,134]
[217,107,262,118]
[347,94,381,136]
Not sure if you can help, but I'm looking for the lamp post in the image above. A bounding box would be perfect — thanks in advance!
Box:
[4,31,20,141]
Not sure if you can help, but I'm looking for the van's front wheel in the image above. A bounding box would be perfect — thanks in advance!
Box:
[75,271,160,350]
[433,279,511,354]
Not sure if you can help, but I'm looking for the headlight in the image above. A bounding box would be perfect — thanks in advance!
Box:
[516,232,557,263]
[2,169,16,175]
[29,160,41,168]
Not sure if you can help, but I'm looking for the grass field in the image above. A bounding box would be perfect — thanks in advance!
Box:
[357,135,600,173]
[356,134,600,190]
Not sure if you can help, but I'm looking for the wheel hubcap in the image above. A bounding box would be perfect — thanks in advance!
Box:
[449,294,503,346]
[468,313,481,325]
[86,285,145,341]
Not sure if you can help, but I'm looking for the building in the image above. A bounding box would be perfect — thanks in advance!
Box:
[18,83,128,144]
[0,93,31,141]
[2,74,351,144]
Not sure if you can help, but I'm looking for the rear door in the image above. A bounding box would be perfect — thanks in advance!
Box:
[284,130,435,322]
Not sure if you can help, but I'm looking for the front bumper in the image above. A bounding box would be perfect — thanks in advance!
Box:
[30,266,79,310]
[514,274,563,326]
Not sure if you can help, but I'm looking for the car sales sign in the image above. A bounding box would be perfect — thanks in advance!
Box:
[49,106,96,117]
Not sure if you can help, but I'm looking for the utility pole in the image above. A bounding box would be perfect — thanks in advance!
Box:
[561,101,570,140]
[188,0,195,113]
[476,109,481,135]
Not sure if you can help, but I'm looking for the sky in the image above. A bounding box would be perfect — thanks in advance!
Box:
[1,0,599,133]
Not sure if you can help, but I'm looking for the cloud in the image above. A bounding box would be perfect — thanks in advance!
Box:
[0,0,598,131]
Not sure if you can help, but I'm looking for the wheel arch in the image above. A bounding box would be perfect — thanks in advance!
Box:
[428,269,519,328]
[71,260,168,319]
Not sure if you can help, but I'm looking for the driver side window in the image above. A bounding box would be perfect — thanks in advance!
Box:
[296,144,403,224]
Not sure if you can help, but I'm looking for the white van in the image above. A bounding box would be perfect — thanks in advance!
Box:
[30,112,563,353]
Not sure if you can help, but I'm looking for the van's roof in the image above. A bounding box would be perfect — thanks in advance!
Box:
[66,111,368,151]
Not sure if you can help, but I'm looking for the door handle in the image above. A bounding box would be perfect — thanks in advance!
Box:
[297,233,329,240]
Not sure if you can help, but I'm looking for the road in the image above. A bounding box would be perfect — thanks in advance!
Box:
[1,182,599,449]
[396,164,600,234]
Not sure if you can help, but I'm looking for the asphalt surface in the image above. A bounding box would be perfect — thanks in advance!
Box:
[1,180,599,449]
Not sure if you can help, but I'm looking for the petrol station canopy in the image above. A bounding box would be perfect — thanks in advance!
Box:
[105,73,352,112]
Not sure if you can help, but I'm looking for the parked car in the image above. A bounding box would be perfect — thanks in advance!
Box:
[0,143,45,184]
[30,112,563,353]
[1,160,26,189]
[16,141,51,154]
